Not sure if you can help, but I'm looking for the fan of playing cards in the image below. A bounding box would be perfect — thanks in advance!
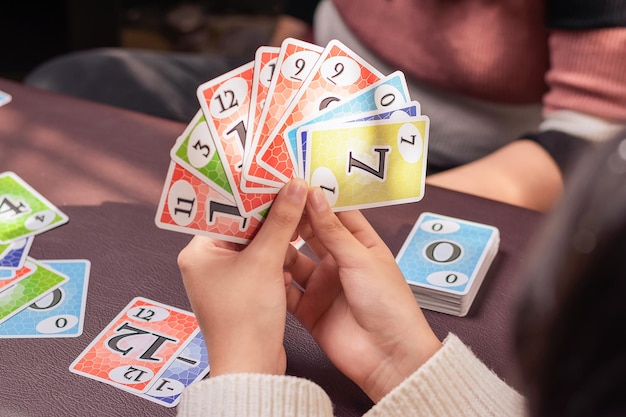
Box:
[155,38,430,244]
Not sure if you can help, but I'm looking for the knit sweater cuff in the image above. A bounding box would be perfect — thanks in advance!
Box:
[364,334,526,417]
[177,373,334,417]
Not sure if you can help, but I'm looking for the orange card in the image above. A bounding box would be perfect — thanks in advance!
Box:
[197,61,277,215]
[257,39,384,184]
[69,297,199,394]
[243,38,324,190]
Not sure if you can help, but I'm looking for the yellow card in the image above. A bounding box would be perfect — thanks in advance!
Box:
[305,117,430,211]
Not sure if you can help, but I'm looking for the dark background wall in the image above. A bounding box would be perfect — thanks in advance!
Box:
[0,0,283,81]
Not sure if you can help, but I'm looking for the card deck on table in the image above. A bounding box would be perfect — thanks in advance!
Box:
[258,39,385,184]
[0,257,69,325]
[395,212,500,316]
[0,172,69,243]
[69,297,200,395]
[0,236,33,269]
[140,330,210,407]
[0,259,90,338]
[304,117,429,211]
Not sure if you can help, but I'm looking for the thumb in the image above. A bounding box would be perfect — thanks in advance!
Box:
[246,179,308,256]
[304,187,366,265]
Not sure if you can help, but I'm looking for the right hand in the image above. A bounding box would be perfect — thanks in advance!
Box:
[284,187,442,402]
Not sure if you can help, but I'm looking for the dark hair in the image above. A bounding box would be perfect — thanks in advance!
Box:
[514,130,626,417]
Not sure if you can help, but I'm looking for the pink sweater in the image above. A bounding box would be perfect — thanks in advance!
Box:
[332,0,626,121]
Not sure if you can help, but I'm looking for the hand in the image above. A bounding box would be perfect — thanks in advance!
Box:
[285,187,442,402]
[177,179,308,377]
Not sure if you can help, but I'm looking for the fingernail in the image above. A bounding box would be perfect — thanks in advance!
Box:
[309,187,329,212]
[286,179,307,204]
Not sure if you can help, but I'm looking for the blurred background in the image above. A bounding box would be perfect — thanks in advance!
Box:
[1,0,283,81]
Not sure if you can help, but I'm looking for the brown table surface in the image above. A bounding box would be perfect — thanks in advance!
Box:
[0,78,542,417]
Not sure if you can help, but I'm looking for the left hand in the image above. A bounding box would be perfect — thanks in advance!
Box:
[177,179,308,376]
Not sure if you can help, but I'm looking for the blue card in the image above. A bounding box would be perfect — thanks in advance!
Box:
[0,237,34,269]
[396,212,499,296]
[0,259,90,338]
[140,330,210,407]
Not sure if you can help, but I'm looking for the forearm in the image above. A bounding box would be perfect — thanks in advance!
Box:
[426,140,564,212]
[177,335,525,417]
[177,374,334,417]
[365,334,526,417]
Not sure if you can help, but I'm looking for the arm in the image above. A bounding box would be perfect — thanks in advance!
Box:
[426,140,563,212]
[177,182,524,416]
[365,335,526,417]
[428,2,626,212]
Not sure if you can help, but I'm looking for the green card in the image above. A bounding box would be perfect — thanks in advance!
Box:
[170,111,234,200]
[0,257,69,324]
[0,172,69,243]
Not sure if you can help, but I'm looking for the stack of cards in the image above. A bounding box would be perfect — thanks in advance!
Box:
[395,212,500,316]
[155,38,430,243]
[0,171,89,337]
[70,297,209,408]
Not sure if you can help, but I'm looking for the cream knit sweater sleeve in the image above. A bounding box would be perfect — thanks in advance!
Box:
[176,334,526,417]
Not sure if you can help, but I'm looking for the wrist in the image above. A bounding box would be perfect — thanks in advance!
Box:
[209,341,287,377]
[204,325,287,377]
[363,331,442,402]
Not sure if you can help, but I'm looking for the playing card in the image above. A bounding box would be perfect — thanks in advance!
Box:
[0,172,69,243]
[69,297,200,394]
[155,161,263,244]
[169,110,234,201]
[0,259,90,338]
[0,261,34,291]
[395,213,500,316]
[240,46,281,193]
[140,330,210,407]
[246,46,280,158]
[258,39,385,184]
[297,98,420,178]
[0,257,69,325]
[0,236,33,269]
[197,61,278,215]
[0,90,11,107]
[243,38,324,190]
[289,71,411,176]
[304,117,429,211]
